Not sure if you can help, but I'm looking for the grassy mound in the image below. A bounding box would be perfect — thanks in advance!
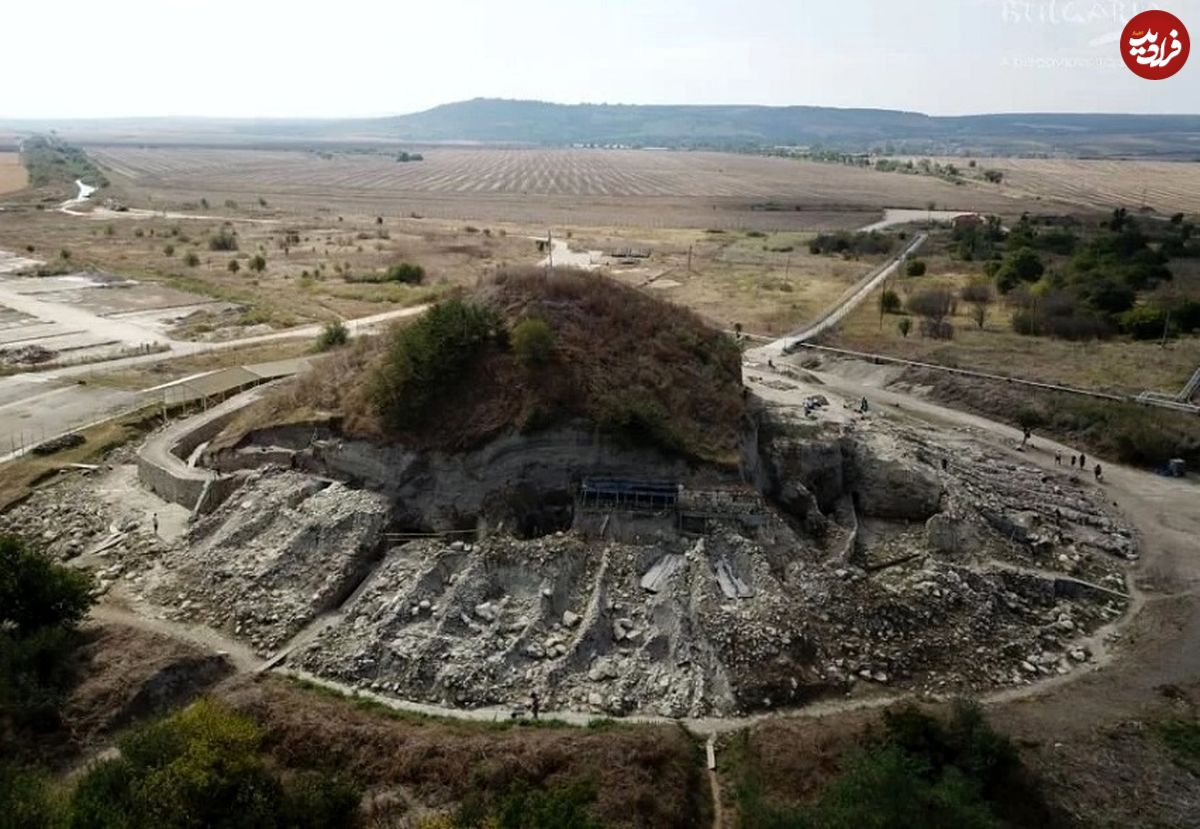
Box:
[236,268,746,464]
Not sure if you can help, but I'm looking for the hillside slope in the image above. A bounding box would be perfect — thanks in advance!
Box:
[229,268,747,464]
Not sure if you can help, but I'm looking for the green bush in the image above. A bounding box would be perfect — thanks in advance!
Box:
[208,228,239,252]
[68,700,359,829]
[183,253,200,268]
[386,263,425,284]
[370,299,503,431]
[0,763,60,829]
[1120,304,1169,340]
[905,259,927,277]
[315,321,350,352]
[0,536,93,634]
[0,535,94,738]
[511,317,555,365]
[457,779,603,829]
[880,290,902,314]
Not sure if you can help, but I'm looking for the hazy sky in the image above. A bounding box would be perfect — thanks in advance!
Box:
[4,0,1196,118]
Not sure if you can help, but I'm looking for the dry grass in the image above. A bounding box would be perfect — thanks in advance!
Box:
[82,341,314,391]
[824,254,1200,396]
[568,226,882,337]
[0,413,151,511]
[221,675,709,829]
[0,152,27,194]
[228,268,748,464]
[0,208,531,331]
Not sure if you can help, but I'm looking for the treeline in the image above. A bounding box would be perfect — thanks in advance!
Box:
[20,136,109,190]
[957,209,1199,341]
[809,230,895,256]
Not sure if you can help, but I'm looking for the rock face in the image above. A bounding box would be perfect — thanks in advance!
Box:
[208,424,730,534]
[847,443,944,521]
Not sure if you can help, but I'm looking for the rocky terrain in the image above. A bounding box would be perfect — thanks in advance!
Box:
[1,408,1138,719]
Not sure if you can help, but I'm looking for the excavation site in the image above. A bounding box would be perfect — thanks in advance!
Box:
[1,269,1137,720]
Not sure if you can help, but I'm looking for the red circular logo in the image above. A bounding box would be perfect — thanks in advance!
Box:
[1122,10,1189,79]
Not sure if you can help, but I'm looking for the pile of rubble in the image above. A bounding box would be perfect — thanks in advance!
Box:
[143,470,390,653]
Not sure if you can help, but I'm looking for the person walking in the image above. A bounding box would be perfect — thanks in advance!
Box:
[1055,449,1062,465]
[1079,452,1086,470]
[1094,463,1103,483]
[530,691,541,721]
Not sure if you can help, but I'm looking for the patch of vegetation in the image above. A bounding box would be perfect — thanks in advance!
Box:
[511,316,555,366]
[906,259,927,277]
[0,534,94,749]
[731,701,1055,829]
[20,136,109,190]
[370,299,505,431]
[809,231,894,257]
[1155,716,1200,776]
[314,320,350,352]
[456,779,604,829]
[346,262,426,285]
[207,227,239,252]
[65,699,360,829]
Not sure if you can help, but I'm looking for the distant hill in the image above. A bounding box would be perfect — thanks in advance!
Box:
[4,99,1199,157]
[374,99,1200,156]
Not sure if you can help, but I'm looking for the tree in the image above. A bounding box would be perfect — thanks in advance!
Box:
[0,536,93,633]
[511,317,555,366]
[906,259,927,277]
[227,259,240,274]
[249,254,267,273]
[908,288,956,340]
[995,248,1044,293]
[898,317,912,338]
[163,244,175,257]
[880,289,902,315]
[983,169,1003,184]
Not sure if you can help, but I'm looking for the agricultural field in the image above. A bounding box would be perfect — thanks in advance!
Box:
[0,152,27,194]
[87,145,1047,231]
[955,157,1200,217]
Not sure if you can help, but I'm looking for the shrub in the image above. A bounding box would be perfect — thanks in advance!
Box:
[249,255,267,273]
[228,259,240,274]
[208,228,239,252]
[370,300,503,431]
[0,535,94,737]
[386,263,425,284]
[163,244,175,257]
[511,316,555,366]
[0,536,94,633]
[0,763,59,829]
[183,252,200,268]
[879,290,902,314]
[995,247,1044,293]
[906,259,927,277]
[898,317,912,338]
[315,320,350,352]
[1121,304,1169,340]
[68,699,359,829]
[458,779,603,829]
